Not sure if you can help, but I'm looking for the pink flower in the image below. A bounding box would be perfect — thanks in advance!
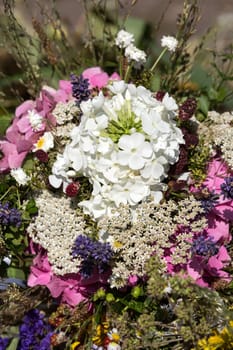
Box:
[0,140,27,172]
[128,275,138,286]
[0,81,72,173]
[28,247,110,307]
[202,157,233,242]
[187,246,231,287]
[204,158,230,194]
[82,67,120,89]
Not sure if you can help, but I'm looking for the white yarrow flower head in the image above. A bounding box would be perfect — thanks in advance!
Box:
[125,44,147,66]
[161,35,178,52]
[115,29,134,48]
[11,168,30,186]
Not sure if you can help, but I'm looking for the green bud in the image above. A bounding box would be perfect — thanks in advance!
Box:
[131,286,142,299]
[93,288,106,301]
[106,293,115,303]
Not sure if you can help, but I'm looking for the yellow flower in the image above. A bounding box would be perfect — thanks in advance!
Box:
[197,338,215,350]
[208,334,225,348]
[197,320,233,350]
[70,341,80,350]
[108,328,120,343]
[92,322,109,346]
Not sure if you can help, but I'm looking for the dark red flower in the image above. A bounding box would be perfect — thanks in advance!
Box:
[179,98,197,120]
[171,146,188,175]
[65,182,80,197]
[34,150,49,163]
[154,91,166,102]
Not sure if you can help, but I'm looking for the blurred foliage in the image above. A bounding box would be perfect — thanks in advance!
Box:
[1,0,233,128]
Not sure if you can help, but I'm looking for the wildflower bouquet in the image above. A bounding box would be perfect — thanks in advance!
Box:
[1,5,233,350]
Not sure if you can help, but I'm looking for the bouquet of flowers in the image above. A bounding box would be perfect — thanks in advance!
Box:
[1,7,233,349]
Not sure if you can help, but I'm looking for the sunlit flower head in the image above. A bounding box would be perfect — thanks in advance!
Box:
[161,35,178,52]
[27,109,43,131]
[33,131,54,152]
[115,29,134,48]
[125,44,147,65]
[10,167,30,186]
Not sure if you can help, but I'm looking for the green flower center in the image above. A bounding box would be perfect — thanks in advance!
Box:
[101,99,142,143]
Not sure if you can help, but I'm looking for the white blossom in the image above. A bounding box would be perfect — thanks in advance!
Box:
[11,168,30,185]
[161,35,178,52]
[33,131,54,152]
[49,80,184,219]
[27,110,43,131]
[117,133,153,170]
[125,44,147,65]
[115,29,134,48]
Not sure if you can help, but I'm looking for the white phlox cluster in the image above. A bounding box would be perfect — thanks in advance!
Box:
[49,81,184,219]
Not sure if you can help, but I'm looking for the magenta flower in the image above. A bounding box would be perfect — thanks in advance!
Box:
[187,245,231,287]
[203,158,233,242]
[28,246,110,307]
[203,158,230,194]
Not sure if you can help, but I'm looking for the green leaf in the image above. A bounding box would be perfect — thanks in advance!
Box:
[124,17,147,45]
[6,336,19,350]
[26,199,38,214]
[208,87,218,101]
[120,299,145,313]
[7,267,25,280]
[198,95,209,115]
[150,74,160,91]
[23,158,34,171]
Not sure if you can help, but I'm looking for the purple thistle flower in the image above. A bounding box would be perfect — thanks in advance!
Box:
[72,235,113,278]
[221,177,233,200]
[70,74,91,104]
[0,202,21,227]
[191,232,219,258]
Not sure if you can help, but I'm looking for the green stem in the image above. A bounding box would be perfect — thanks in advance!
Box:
[150,47,167,73]
[0,186,14,201]
[119,53,124,79]
[124,63,133,83]
[16,188,21,207]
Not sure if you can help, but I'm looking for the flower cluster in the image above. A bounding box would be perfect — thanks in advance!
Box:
[72,235,113,277]
[18,309,54,350]
[0,201,21,227]
[50,80,184,219]
[1,24,233,350]
[0,81,72,173]
[115,29,146,66]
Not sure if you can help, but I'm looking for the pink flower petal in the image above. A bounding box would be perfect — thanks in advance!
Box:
[207,214,231,242]
[82,67,102,80]
[17,117,31,133]
[15,100,35,118]
[59,80,72,94]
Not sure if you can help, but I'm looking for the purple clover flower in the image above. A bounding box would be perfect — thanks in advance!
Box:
[0,202,21,227]
[18,309,53,350]
[70,74,91,104]
[72,235,113,278]
[221,176,233,200]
